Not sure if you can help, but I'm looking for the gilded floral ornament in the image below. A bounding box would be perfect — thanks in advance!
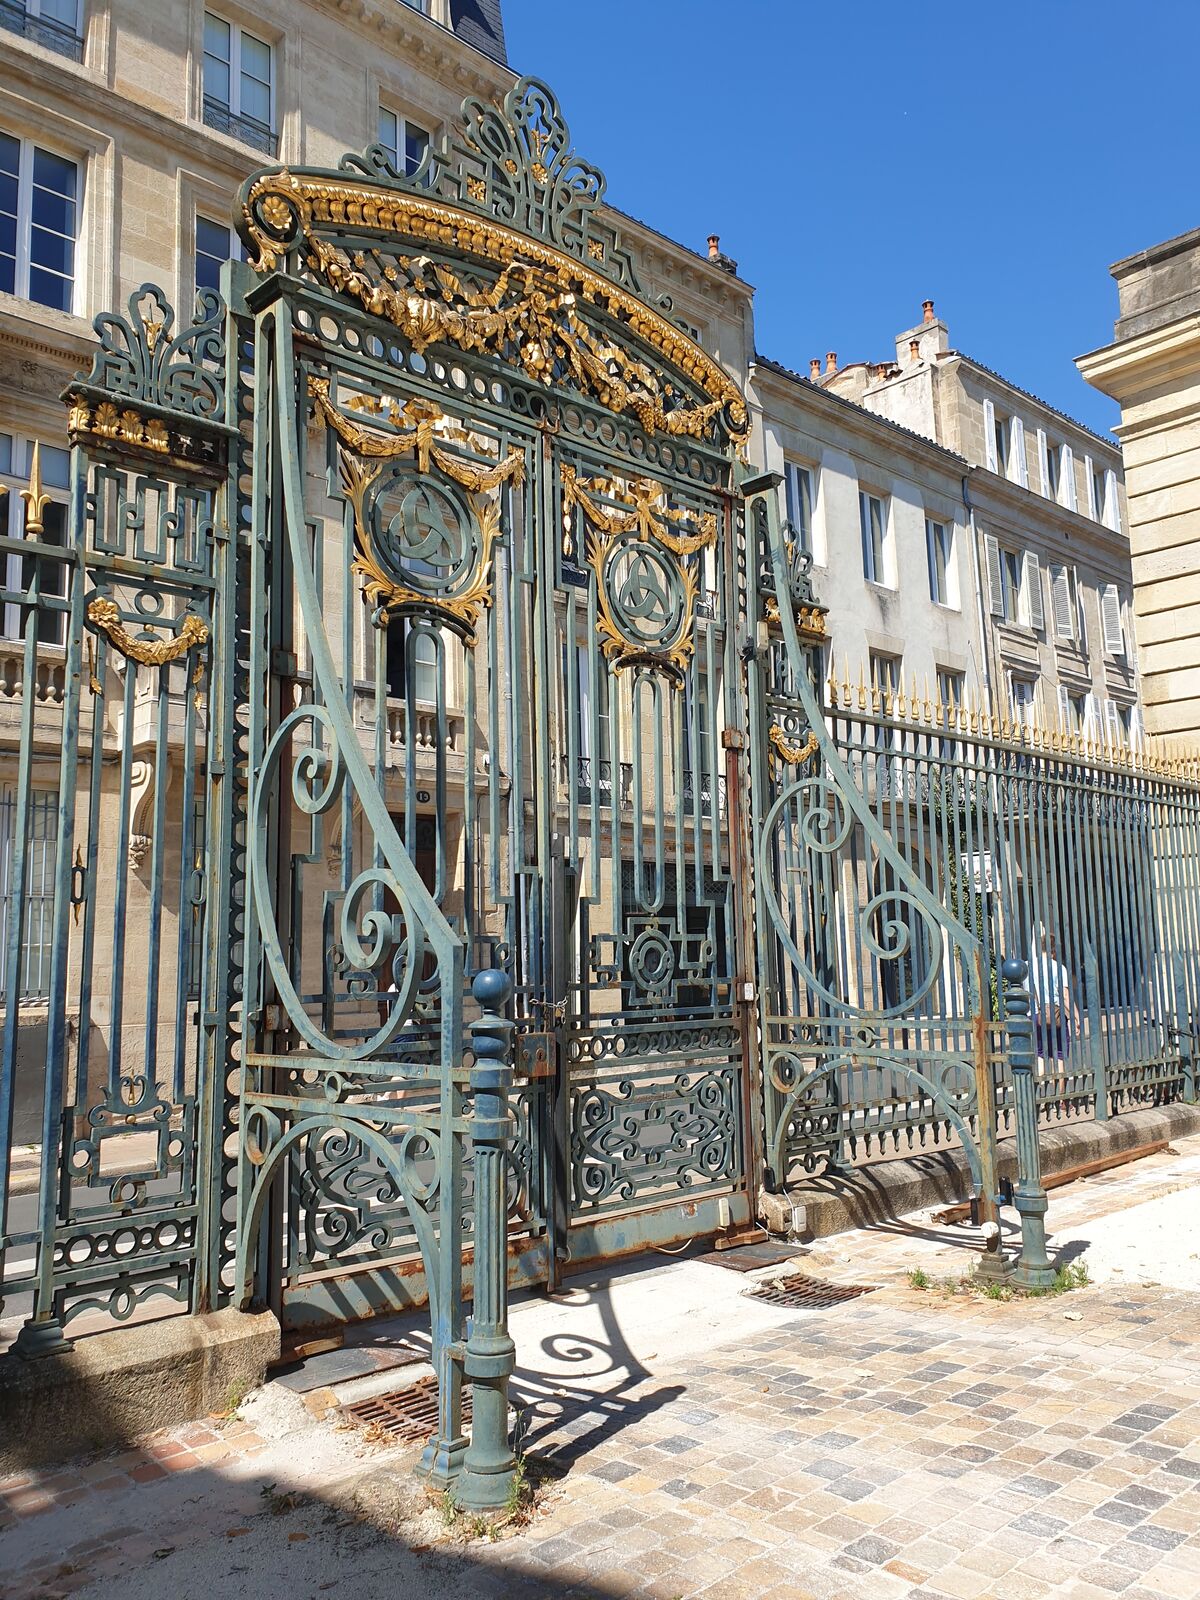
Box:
[237,77,748,449]
[86,596,209,666]
[767,725,820,767]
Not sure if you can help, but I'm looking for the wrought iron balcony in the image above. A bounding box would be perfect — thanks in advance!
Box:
[560,755,633,808]
[202,97,278,157]
[0,0,83,60]
[681,769,727,816]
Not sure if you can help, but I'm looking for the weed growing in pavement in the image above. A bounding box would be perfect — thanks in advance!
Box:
[905,1256,1091,1303]
[430,1454,539,1543]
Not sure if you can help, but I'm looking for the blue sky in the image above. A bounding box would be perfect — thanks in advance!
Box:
[501,1,1200,438]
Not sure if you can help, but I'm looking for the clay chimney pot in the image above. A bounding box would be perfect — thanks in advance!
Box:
[707,234,720,260]
[809,358,821,381]
[825,351,837,374]
[910,339,920,362]
[922,299,935,324]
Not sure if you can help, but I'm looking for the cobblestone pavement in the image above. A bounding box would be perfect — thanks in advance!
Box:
[3,1142,1200,1599]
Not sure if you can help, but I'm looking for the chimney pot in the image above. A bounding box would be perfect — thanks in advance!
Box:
[922,299,935,324]
[707,234,720,260]
[910,339,920,362]
[809,358,821,381]
[825,351,837,374]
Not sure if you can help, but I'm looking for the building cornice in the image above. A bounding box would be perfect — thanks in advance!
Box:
[967,465,1130,574]
[1077,315,1200,404]
[750,355,968,479]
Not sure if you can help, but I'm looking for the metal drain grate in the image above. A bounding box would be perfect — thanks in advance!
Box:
[340,1375,472,1444]
[746,1272,877,1309]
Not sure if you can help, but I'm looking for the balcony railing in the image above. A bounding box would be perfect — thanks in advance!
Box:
[559,756,727,815]
[202,97,278,157]
[0,1,83,60]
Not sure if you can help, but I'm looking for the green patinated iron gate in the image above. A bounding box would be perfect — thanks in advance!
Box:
[6,69,1199,1501]
[225,79,754,1340]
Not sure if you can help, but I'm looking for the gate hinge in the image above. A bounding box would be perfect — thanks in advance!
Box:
[721,728,746,751]
[271,649,297,676]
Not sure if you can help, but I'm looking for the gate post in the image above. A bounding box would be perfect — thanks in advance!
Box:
[1002,958,1057,1289]
[455,967,517,1511]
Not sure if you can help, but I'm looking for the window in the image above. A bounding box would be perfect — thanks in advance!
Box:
[1106,699,1136,748]
[377,107,430,180]
[986,535,1043,630]
[203,13,275,153]
[869,650,901,708]
[386,620,439,703]
[936,667,965,754]
[859,491,889,585]
[937,668,964,716]
[1009,674,1037,733]
[1044,442,1061,501]
[0,434,69,644]
[0,1,83,61]
[784,461,814,556]
[926,517,954,606]
[0,133,79,312]
[0,784,58,1000]
[1049,564,1084,645]
[993,412,1010,476]
[999,547,1022,623]
[195,214,242,295]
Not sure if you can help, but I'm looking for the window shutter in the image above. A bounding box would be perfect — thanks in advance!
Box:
[1057,685,1071,730]
[1132,705,1144,747]
[1061,444,1077,510]
[1083,692,1098,741]
[985,532,1003,617]
[1101,584,1124,654]
[1050,565,1074,640]
[1023,551,1044,631]
[983,398,997,471]
[1012,418,1028,486]
[1037,428,1050,496]
[925,517,936,600]
[1084,455,1097,519]
[1105,468,1121,533]
[1105,699,1121,746]
[1074,567,1087,651]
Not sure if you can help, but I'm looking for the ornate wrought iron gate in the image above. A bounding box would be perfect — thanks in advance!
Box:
[741,477,1001,1214]
[224,78,753,1336]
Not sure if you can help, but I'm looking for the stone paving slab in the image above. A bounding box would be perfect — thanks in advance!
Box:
[2,1144,1199,1598]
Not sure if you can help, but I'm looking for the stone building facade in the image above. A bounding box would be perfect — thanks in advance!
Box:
[1078,228,1200,748]
[817,303,1139,746]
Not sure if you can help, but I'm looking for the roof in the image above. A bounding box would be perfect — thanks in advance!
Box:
[751,352,969,470]
[448,0,507,66]
[946,351,1120,454]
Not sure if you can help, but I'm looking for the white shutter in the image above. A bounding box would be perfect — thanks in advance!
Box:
[1105,699,1121,746]
[1023,551,1044,631]
[1075,567,1088,651]
[1132,706,1145,748]
[1083,692,1099,741]
[1101,583,1125,655]
[1050,565,1074,640]
[1105,467,1121,532]
[1057,685,1072,730]
[1012,418,1028,487]
[1084,454,1098,519]
[1061,444,1077,510]
[985,532,1003,617]
[983,398,997,471]
[1037,428,1050,496]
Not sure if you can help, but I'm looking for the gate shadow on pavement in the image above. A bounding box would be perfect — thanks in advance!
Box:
[509,1263,687,1476]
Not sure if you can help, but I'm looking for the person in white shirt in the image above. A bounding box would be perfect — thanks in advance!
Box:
[1029,930,1078,1062]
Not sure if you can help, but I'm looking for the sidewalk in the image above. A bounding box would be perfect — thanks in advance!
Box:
[3,1139,1200,1599]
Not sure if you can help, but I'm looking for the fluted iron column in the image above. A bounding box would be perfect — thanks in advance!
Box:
[1002,958,1057,1290]
[454,968,517,1510]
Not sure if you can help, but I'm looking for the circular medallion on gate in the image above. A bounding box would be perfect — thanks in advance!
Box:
[602,539,685,656]
[628,926,676,997]
[365,465,477,600]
